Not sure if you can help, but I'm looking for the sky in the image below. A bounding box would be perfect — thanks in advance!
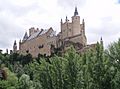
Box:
[0,0,120,52]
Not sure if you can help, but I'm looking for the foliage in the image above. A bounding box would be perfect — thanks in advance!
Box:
[0,39,120,89]
[0,67,18,89]
[18,74,34,89]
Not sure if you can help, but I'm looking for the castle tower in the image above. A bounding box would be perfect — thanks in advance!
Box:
[100,37,104,50]
[13,40,17,53]
[60,16,70,39]
[72,7,81,36]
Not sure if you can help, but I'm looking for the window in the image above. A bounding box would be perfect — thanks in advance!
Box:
[38,45,44,49]
[26,50,29,53]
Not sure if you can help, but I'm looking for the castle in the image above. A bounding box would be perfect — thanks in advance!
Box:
[13,7,97,57]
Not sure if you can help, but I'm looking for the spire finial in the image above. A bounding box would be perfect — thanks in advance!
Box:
[61,18,62,23]
[74,6,78,16]
[101,37,103,41]
[82,19,84,22]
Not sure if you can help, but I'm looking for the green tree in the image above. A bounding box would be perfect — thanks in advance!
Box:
[0,67,18,89]
[18,74,34,89]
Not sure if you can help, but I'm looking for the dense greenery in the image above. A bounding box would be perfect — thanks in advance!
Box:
[0,39,120,89]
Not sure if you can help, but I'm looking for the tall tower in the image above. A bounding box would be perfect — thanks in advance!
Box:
[72,7,81,36]
[13,40,17,53]
[60,16,70,39]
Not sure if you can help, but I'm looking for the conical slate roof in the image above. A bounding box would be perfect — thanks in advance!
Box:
[22,32,28,41]
[74,7,78,16]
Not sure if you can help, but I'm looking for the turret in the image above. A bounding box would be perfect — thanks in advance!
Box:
[82,19,85,34]
[72,7,81,35]
[61,18,63,23]
[6,49,8,54]
[13,40,17,53]
[100,37,104,50]
[66,16,68,22]
[60,19,63,33]
[22,32,28,42]
[100,37,103,45]
[19,39,21,50]
[29,27,39,36]
[82,19,85,27]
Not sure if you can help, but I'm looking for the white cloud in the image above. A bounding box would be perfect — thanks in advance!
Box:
[80,0,120,46]
[0,0,120,52]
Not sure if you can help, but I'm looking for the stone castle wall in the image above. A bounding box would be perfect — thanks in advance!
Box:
[13,7,88,57]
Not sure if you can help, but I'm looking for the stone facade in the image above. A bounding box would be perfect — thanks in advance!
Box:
[13,7,92,57]
[56,7,87,53]
[18,27,56,57]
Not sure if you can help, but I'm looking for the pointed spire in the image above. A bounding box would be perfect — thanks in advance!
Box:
[23,32,28,41]
[100,37,104,50]
[61,18,62,22]
[100,37,103,41]
[82,19,85,34]
[24,32,28,38]
[82,19,84,23]
[14,40,17,45]
[82,19,85,27]
[66,16,68,22]
[61,18,63,24]
[100,37,103,45]
[74,7,78,16]
[13,40,17,52]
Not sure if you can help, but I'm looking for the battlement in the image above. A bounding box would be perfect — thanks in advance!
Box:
[29,27,40,36]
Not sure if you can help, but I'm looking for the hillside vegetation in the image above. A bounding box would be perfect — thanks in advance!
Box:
[0,39,120,89]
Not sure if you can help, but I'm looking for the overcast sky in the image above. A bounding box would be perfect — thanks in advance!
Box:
[0,0,120,52]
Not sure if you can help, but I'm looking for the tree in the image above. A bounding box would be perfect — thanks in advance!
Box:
[0,67,18,89]
[18,74,34,89]
[105,38,120,89]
